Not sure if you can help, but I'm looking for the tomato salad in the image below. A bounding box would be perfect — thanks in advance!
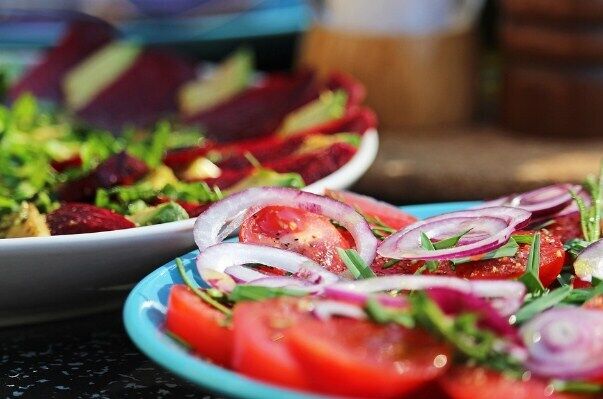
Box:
[164,172,603,398]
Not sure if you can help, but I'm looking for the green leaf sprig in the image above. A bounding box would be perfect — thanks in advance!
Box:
[337,248,376,279]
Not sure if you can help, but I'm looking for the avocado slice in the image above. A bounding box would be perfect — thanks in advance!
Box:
[225,168,304,195]
[179,49,254,117]
[141,165,178,190]
[63,42,141,111]
[278,90,347,137]
[181,157,221,181]
[129,202,189,226]
[295,132,361,155]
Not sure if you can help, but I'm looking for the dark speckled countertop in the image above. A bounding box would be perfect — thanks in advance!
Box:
[0,311,222,399]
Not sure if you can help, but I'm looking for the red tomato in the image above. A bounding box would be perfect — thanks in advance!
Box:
[375,230,565,287]
[239,206,352,274]
[165,285,232,366]
[549,213,583,243]
[440,366,592,399]
[231,298,309,390]
[286,317,452,398]
[325,189,417,230]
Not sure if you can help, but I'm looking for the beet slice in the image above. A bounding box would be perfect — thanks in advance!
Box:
[265,142,357,185]
[325,71,366,106]
[184,70,319,142]
[75,50,196,130]
[58,152,149,202]
[281,106,377,138]
[9,21,114,102]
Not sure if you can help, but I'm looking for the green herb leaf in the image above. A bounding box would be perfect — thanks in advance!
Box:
[175,257,232,316]
[514,285,571,324]
[364,298,415,328]
[418,232,439,274]
[551,380,603,394]
[382,258,401,269]
[452,237,519,266]
[338,248,376,279]
[511,234,534,245]
[228,285,306,302]
[518,233,545,294]
[564,238,590,259]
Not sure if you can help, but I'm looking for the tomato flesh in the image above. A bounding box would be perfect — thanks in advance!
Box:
[549,213,583,243]
[165,285,232,366]
[231,298,309,390]
[239,206,352,274]
[286,316,451,398]
[440,366,591,399]
[326,189,417,230]
[374,230,565,287]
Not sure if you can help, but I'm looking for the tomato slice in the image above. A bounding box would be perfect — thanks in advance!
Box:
[375,230,565,287]
[549,213,583,243]
[231,298,309,390]
[286,317,451,398]
[440,366,592,399]
[239,206,352,274]
[165,285,232,366]
[326,189,417,230]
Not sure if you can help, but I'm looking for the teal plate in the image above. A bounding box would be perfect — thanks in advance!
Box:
[123,201,479,399]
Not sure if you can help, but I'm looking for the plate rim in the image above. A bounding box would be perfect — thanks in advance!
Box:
[0,129,378,250]
[123,200,479,399]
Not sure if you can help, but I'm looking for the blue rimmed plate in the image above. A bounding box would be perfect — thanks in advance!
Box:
[123,201,479,399]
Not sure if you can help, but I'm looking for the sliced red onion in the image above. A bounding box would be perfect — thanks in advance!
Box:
[522,307,603,379]
[193,187,378,266]
[323,287,407,308]
[378,207,531,261]
[242,276,316,291]
[574,238,603,282]
[196,242,340,290]
[312,300,368,321]
[326,275,526,316]
[224,265,266,283]
[475,184,581,217]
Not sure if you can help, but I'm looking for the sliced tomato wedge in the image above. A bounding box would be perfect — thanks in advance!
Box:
[231,298,309,390]
[440,366,592,399]
[286,316,451,399]
[326,189,417,231]
[374,230,565,287]
[549,213,583,243]
[239,205,352,274]
[165,285,232,366]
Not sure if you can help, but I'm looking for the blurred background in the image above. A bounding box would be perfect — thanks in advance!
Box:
[1,0,602,205]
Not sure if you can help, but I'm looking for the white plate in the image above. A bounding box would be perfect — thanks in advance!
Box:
[0,129,378,326]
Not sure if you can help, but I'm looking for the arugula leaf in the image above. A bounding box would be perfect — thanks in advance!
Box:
[564,238,590,259]
[433,229,473,249]
[511,234,534,245]
[337,248,376,279]
[518,233,545,294]
[551,380,603,394]
[417,232,439,273]
[365,297,414,328]
[228,285,306,302]
[514,285,571,324]
[382,258,401,269]
[175,258,232,316]
[452,237,519,266]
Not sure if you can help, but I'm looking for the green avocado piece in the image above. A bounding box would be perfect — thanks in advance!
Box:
[225,168,305,195]
[63,42,141,111]
[179,48,254,117]
[129,202,189,226]
[278,90,348,136]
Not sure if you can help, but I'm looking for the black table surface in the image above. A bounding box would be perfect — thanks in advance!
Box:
[0,311,224,399]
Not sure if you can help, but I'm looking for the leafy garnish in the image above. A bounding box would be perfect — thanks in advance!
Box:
[564,238,590,259]
[364,298,414,328]
[514,285,571,324]
[175,258,232,316]
[570,161,603,243]
[518,233,545,294]
[452,237,519,266]
[415,230,472,274]
[228,285,306,302]
[337,248,376,279]
[551,380,603,394]
[511,234,534,245]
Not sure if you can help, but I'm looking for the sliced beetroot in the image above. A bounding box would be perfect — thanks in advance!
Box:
[216,135,305,170]
[284,106,377,138]
[47,203,134,235]
[163,142,214,170]
[325,71,366,106]
[51,155,83,172]
[58,152,149,202]
[75,50,196,130]
[202,168,253,190]
[9,21,114,102]
[266,142,357,185]
[184,70,319,142]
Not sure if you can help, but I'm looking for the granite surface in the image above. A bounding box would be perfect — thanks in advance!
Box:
[0,311,222,399]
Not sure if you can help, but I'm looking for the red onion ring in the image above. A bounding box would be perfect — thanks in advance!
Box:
[475,184,581,217]
[378,207,531,261]
[325,275,526,316]
[312,300,368,320]
[574,238,603,282]
[193,187,378,266]
[522,307,603,379]
[224,265,266,282]
[196,242,340,290]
